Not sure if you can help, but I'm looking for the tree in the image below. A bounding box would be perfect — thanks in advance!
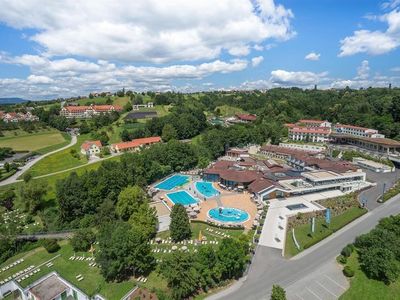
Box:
[0,189,15,211]
[195,245,219,289]
[41,239,60,253]
[96,222,154,281]
[19,181,47,213]
[23,172,32,183]
[159,251,200,299]
[359,247,400,284]
[216,238,247,280]
[271,285,286,300]
[169,204,191,242]
[116,185,148,221]
[129,204,157,240]
[70,228,96,252]
[162,124,178,142]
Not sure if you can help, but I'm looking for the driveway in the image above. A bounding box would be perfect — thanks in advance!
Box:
[0,135,77,186]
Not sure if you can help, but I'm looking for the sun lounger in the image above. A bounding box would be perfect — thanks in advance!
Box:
[78,277,84,281]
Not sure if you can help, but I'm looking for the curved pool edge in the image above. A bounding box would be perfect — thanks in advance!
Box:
[207,207,250,224]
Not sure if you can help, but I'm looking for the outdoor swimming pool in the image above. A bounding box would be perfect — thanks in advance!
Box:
[195,181,219,198]
[208,207,249,223]
[166,190,199,206]
[155,174,190,190]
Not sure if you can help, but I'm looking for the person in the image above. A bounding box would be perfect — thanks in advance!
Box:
[219,207,222,215]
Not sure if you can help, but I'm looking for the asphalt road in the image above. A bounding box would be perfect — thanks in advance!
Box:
[0,135,77,186]
[209,172,400,300]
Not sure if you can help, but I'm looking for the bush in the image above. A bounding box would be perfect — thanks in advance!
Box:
[341,245,353,258]
[338,255,347,265]
[41,239,60,253]
[343,266,355,277]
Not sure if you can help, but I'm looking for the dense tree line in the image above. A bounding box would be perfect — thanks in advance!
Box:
[159,235,251,299]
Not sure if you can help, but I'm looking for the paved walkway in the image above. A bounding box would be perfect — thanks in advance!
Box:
[0,135,77,186]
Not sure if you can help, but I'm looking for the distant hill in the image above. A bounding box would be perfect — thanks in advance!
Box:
[0,98,29,104]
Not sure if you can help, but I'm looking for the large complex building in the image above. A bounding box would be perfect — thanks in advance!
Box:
[203,146,369,201]
[285,119,400,155]
[60,105,122,119]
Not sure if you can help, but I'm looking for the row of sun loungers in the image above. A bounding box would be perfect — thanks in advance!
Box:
[205,227,231,237]
[0,259,24,273]
[69,256,95,261]
[46,262,54,268]
[0,265,36,285]
[136,276,148,283]
[16,268,41,283]
[76,274,84,282]
[89,262,97,267]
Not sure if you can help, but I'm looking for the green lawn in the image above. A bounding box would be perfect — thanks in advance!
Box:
[214,105,246,117]
[0,130,67,152]
[340,253,400,300]
[285,207,367,257]
[35,133,72,155]
[27,134,91,177]
[0,241,135,300]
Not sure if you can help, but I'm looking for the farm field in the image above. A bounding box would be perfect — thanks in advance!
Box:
[0,130,67,152]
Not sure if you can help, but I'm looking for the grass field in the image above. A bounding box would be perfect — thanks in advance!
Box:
[340,252,400,300]
[26,134,91,178]
[0,130,67,152]
[35,133,72,155]
[285,207,367,257]
[0,241,135,299]
[214,105,246,117]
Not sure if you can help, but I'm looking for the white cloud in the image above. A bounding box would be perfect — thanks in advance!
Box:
[305,52,320,61]
[339,9,400,56]
[270,70,328,86]
[0,0,294,63]
[251,56,264,67]
[27,75,54,84]
[0,54,249,98]
[391,66,400,71]
[228,45,251,57]
[356,60,370,79]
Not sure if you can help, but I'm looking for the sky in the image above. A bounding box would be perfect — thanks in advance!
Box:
[0,0,400,99]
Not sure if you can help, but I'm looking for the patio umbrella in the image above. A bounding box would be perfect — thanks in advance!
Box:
[172,246,178,251]
[155,237,162,243]
[189,211,197,218]
[181,246,188,251]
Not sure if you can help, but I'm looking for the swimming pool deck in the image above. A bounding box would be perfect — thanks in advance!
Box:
[194,184,257,230]
[153,181,257,230]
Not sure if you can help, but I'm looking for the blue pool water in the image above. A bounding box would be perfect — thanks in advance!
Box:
[155,174,190,190]
[195,181,219,198]
[208,207,249,223]
[166,190,199,206]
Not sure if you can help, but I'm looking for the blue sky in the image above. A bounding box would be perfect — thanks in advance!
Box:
[0,0,399,99]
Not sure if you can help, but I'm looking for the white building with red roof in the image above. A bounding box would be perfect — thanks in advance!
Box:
[111,136,161,153]
[333,123,384,138]
[80,140,102,156]
[60,104,122,119]
[288,126,331,143]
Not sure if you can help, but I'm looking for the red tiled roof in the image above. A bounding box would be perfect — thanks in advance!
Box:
[113,136,161,150]
[299,119,325,124]
[81,140,102,151]
[63,105,122,113]
[334,124,374,131]
[248,177,276,193]
[289,127,331,134]
[284,123,296,128]
[235,113,257,121]
[219,169,260,183]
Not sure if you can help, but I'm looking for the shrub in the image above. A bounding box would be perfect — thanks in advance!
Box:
[338,255,347,265]
[41,239,60,253]
[341,245,353,258]
[343,266,355,277]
